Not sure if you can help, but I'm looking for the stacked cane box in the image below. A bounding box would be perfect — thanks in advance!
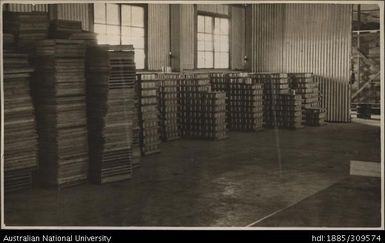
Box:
[288,73,325,126]
[32,40,89,188]
[49,19,97,46]
[3,52,39,192]
[227,73,264,131]
[304,108,327,126]
[137,73,161,155]
[3,12,49,52]
[85,45,136,183]
[179,74,227,140]
[263,73,303,129]
[157,73,180,141]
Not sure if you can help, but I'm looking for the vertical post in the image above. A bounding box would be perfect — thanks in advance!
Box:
[357,5,361,101]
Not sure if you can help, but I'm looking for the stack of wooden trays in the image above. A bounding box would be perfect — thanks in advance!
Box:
[178,74,210,138]
[132,74,141,167]
[3,11,49,52]
[357,104,372,119]
[179,74,227,140]
[3,33,15,50]
[263,73,290,128]
[69,31,98,46]
[32,39,89,189]
[49,19,82,38]
[85,45,136,183]
[226,73,264,131]
[137,73,161,155]
[304,107,326,126]
[266,93,303,129]
[3,52,38,192]
[157,73,180,141]
[203,91,228,140]
[288,73,321,124]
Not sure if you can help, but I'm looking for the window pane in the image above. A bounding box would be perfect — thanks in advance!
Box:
[107,25,120,36]
[198,15,204,33]
[135,49,145,69]
[131,6,144,27]
[214,17,220,34]
[215,52,229,69]
[106,25,120,45]
[94,23,106,35]
[131,37,144,49]
[205,51,213,68]
[197,51,205,68]
[219,18,229,34]
[215,35,228,52]
[214,35,221,51]
[204,34,213,51]
[122,36,131,45]
[197,40,204,51]
[94,3,106,24]
[94,24,107,44]
[131,27,144,37]
[197,33,204,42]
[106,4,120,25]
[121,5,131,26]
[204,16,212,33]
[121,26,131,37]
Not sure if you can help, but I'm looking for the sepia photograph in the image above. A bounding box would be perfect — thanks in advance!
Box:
[0,0,383,230]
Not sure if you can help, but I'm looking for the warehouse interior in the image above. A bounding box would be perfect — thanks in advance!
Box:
[2,2,382,227]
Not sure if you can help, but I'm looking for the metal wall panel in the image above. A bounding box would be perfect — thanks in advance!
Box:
[56,4,91,31]
[7,4,48,12]
[282,4,352,122]
[231,6,245,70]
[251,4,285,73]
[179,4,195,70]
[250,4,352,122]
[148,4,170,70]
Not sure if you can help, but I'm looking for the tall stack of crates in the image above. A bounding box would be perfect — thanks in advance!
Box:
[357,104,372,119]
[85,45,136,184]
[157,73,180,141]
[304,107,327,126]
[132,76,142,167]
[272,93,303,128]
[178,74,227,140]
[210,72,230,128]
[137,73,161,155]
[32,40,89,188]
[288,73,325,126]
[3,12,49,52]
[4,52,38,192]
[203,91,228,139]
[263,73,303,128]
[227,73,264,131]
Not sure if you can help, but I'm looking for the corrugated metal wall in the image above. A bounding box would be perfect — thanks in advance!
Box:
[148,4,170,70]
[283,4,352,123]
[231,6,245,70]
[250,4,352,122]
[179,4,195,70]
[170,4,181,71]
[251,4,285,72]
[56,4,91,31]
[6,4,49,12]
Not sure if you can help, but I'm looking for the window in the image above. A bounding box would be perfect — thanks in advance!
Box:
[197,15,229,69]
[94,3,146,69]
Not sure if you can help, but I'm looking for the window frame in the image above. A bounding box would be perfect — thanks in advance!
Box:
[195,10,231,70]
[93,3,148,70]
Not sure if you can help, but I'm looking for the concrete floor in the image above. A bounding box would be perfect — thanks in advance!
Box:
[4,122,381,227]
